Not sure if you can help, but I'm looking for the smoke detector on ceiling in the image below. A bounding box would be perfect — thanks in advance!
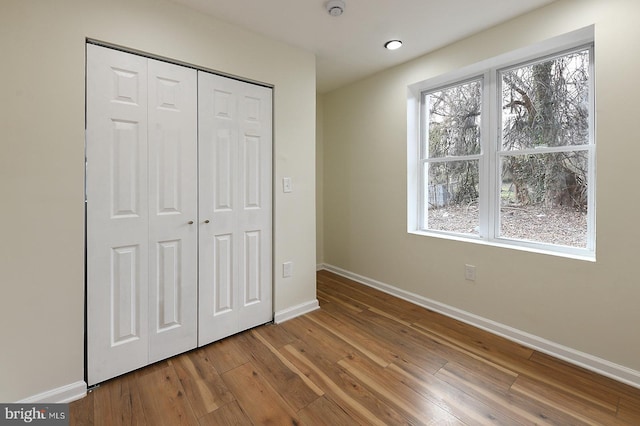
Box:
[326,0,345,17]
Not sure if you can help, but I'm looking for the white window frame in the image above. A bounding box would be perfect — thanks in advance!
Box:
[407,26,595,260]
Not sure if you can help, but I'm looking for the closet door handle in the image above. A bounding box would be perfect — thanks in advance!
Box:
[204,220,210,224]
[188,220,194,225]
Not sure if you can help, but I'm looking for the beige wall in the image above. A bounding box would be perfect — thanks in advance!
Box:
[0,0,316,402]
[321,0,640,374]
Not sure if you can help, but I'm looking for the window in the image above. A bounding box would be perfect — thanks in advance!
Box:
[408,28,595,258]
[422,78,483,235]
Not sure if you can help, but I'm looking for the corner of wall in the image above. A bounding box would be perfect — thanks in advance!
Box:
[316,94,325,266]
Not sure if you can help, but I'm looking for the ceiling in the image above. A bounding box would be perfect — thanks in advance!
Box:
[171,0,557,93]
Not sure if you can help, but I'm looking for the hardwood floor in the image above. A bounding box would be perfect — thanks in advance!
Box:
[70,270,640,425]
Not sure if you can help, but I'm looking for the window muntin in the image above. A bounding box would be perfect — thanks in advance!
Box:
[411,34,595,258]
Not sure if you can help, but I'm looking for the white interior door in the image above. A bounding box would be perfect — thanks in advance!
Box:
[147,58,198,364]
[198,71,273,345]
[86,45,198,385]
[86,45,150,385]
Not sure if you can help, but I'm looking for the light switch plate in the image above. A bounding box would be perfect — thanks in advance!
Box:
[283,261,293,278]
[283,177,292,193]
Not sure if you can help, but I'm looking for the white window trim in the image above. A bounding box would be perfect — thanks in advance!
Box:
[407,26,595,260]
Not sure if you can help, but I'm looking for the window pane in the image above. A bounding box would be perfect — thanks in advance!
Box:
[500,151,588,247]
[425,160,479,235]
[501,49,590,150]
[424,79,482,158]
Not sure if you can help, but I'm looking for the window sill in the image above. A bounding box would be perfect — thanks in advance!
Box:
[408,229,595,262]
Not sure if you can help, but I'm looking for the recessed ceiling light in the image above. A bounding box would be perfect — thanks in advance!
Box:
[384,40,403,50]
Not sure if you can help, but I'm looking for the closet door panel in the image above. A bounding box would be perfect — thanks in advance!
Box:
[147,59,198,363]
[237,86,273,331]
[86,44,149,386]
[198,73,239,343]
[198,72,272,346]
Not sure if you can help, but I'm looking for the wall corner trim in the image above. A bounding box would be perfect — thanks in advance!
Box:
[18,381,87,404]
[321,264,640,390]
[274,299,320,324]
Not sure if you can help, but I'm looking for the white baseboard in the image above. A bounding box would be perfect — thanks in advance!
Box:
[18,381,87,404]
[321,264,640,390]
[274,299,320,324]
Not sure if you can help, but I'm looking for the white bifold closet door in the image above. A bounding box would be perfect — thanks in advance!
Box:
[86,44,272,386]
[86,44,198,385]
[197,72,273,346]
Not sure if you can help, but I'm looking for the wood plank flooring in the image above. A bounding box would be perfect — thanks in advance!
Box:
[70,270,640,425]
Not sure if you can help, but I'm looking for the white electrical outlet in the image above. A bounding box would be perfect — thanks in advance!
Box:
[283,177,292,193]
[283,261,293,278]
[464,264,476,282]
